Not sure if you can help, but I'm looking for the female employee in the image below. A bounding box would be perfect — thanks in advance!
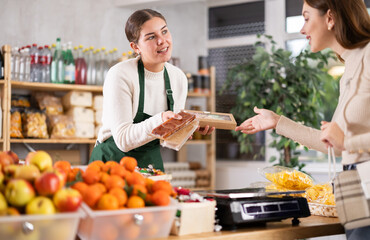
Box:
[236,0,370,239]
[90,9,213,171]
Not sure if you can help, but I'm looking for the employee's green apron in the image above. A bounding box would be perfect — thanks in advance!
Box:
[89,60,174,171]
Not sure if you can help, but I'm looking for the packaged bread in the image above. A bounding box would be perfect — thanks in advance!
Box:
[67,107,94,123]
[10,108,24,138]
[48,115,76,139]
[74,122,95,138]
[151,111,196,140]
[22,109,49,139]
[62,91,92,109]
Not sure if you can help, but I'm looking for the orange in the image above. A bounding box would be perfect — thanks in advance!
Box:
[109,187,128,207]
[102,161,119,172]
[126,195,145,208]
[91,182,107,193]
[126,172,145,186]
[100,172,110,184]
[131,184,148,196]
[53,160,71,175]
[83,185,104,208]
[71,181,89,196]
[97,193,119,210]
[86,164,101,172]
[89,160,105,169]
[151,190,170,206]
[152,180,172,195]
[105,175,125,190]
[82,168,101,184]
[110,164,129,179]
[119,156,137,172]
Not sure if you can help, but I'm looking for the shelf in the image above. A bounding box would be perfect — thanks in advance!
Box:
[0,79,5,83]
[187,92,212,97]
[186,140,212,145]
[10,138,96,144]
[10,81,103,93]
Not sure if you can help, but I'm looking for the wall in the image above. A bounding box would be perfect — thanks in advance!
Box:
[0,0,207,73]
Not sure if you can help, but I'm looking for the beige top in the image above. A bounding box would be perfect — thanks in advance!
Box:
[276,42,370,165]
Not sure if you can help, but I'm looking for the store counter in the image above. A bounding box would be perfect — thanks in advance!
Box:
[165,216,344,240]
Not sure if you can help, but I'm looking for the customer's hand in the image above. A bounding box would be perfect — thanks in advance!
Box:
[162,111,182,122]
[235,107,280,134]
[197,125,215,135]
[320,121,345,151]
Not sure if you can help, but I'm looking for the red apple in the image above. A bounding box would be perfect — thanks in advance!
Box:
[5,179,35,207]
[0,151,15,169]
[34,172,61,196]
[44,168,67,189]
[53,188,82,212]
[25,151,53,172]
[6,151,19,164]
[26,196,56,215]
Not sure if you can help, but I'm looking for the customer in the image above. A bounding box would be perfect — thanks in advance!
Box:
[90,9,213,171]
[236,0,370,238]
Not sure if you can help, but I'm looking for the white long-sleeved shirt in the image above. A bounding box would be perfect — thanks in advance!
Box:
[97,57,188,152]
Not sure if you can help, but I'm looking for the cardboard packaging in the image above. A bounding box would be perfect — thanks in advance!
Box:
[171,200,216,236]
[62,91,92,109]
[67,107,94,123]
[74,122,95,138]
[183,110,236,130]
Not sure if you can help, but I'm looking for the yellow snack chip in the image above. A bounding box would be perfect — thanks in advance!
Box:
[263,166,313,190]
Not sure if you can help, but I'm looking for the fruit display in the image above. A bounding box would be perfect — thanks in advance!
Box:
[68,156,176,211]
[0,150,83,240]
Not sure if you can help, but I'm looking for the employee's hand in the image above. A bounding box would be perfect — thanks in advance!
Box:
[162,111,182,122]
[235,107,280,134]
[197,125,215,135]
[320,121,345,151]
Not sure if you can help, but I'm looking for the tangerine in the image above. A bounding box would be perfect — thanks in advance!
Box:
[109,187,128,207]
[145,178,155,193]
[53,160,71,175]
[151,190,170,206]
[119,156,137,172]
[126,195,145,208]
[105,175,125,190]
[131,184,148,196]
[152,180,172,194]
[102,161,119,172]
[71,181,89,196]
[83,185,104,208]
[82,168,101,184]
[97,193,119,210]
[126,172,145,186]
[67,168,83,182]
[110,164,129,179]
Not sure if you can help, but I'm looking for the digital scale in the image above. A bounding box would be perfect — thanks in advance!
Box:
[197,188,311,229]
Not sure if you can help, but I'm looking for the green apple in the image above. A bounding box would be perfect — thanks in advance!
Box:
[25,151,53,172]
[0,192,8,215]
[26,196,56,215]
[53,188,82,212]
[14,164,41,182]
[5,179,35,207]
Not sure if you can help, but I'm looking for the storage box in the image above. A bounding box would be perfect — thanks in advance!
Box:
[0,210,83,240]
[183,110,236,130]
[62,91,92,109]
[170,200,216,236]
[78,202,177,240]
[75,122,95,138]
[67,107,94,123]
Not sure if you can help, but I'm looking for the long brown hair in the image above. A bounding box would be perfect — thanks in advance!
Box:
[304,0,370,49]
[125,9,167,44]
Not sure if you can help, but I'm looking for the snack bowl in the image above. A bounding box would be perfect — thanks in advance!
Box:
[77,200,177,240]
[0,209,84,240]
[308,202,337,217]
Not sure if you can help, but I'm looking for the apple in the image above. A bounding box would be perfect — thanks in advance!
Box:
[13,164,41,182]
[0,151,15,169]
[26,196,56,215]
[35,172,61,196]
[6,151,19,164]
[25,151,53,172]
[5,179,35,207]
[53,188,82,212]
[6,207,20,216]
[44,168,67,189]
[0,192,8,215]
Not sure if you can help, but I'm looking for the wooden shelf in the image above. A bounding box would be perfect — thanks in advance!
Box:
[0,79,5,83]
[10,81,103,93]
[187,92,212,98]
[10,138,96,144]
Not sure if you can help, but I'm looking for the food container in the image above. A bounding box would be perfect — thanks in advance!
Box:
[183,110,237,130]
[78,201,177,240]
[171,200,216,236]
[0,210,83,240]
[308,203,338,217]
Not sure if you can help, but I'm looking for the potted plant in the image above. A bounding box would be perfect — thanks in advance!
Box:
[222,34,336,170]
